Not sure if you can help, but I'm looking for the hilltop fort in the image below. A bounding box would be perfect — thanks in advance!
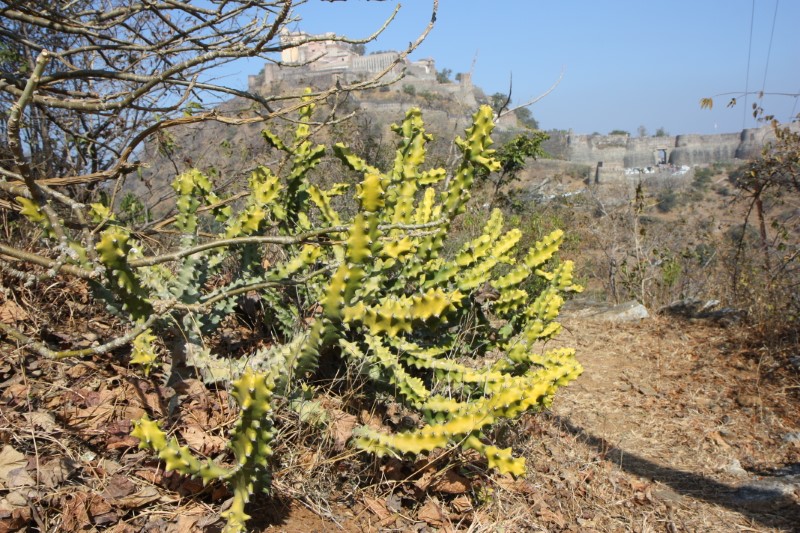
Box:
[248,28,471,95]
[228,29,800,187]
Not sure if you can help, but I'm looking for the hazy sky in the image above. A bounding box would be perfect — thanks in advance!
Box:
[228,1,800,135]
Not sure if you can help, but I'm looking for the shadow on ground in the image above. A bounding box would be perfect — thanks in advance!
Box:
[549,414,800,530]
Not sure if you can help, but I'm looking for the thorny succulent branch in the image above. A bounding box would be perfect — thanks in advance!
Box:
[128,219,447,268]
[0,3,584,532]
[5,94,582,533]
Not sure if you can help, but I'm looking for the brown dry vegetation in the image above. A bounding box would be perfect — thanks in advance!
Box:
[1,294,799,532]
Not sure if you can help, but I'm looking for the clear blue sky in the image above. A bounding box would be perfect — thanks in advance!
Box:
[226,1,800,135]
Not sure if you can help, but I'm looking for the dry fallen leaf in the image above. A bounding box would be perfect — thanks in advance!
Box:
[101,475,160,509]
[180,425,227,456]
[0,300,29,323]
[38,458,78,489]
[385,492,403,513]
[173,514,202,533]
[5,468,34,489]
[359,409,383,430]
[450,494,473,514]
[414,470,434,491]
[101,475,138,501]
[0,497,31,533]
[363,494,391,520]
[122,381,169,415]
[417,498,446,527]
[111,486,160,510]
[65,362,95,379]
[0,383,27,407]
[107,523,138,533]
[69,404,117,427]
[4,491,31,509]
[495,475,537,495]
[23,410,58,432]
[432,469,471,494]
[537,506,566,529]
[328,409,357,451]
[61,492,117,531]
[0,446,26,488]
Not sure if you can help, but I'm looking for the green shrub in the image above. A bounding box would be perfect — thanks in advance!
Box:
[656,188,678,212]
[692,166,714,191]
[118,192,149,225]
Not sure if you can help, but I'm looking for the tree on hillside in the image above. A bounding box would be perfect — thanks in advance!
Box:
[490,91,511,115]
[515,106,540,130]
[478,130,549,209]
[731,122,800,283]
[436,67,452,83]
[702,95,800,324]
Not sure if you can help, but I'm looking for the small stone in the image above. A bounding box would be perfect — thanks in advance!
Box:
[723,458,749,477]
[591,300,649,322]
[729,479,796,511]
[80,451,97,462]
[781,432,800,444]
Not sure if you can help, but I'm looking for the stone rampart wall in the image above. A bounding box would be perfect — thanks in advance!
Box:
[670,132,741,166]
[567,134,629,167]
[565,124,793,171]
[358,101,452,128]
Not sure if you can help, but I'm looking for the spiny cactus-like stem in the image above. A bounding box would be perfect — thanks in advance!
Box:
[119,103,586,533]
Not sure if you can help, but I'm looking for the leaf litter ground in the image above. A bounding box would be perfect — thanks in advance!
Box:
[0,310,798,532]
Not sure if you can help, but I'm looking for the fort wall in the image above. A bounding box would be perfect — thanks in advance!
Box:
[564,124,796,181]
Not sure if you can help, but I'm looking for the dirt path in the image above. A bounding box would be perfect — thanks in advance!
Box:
[539,316,800,532]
